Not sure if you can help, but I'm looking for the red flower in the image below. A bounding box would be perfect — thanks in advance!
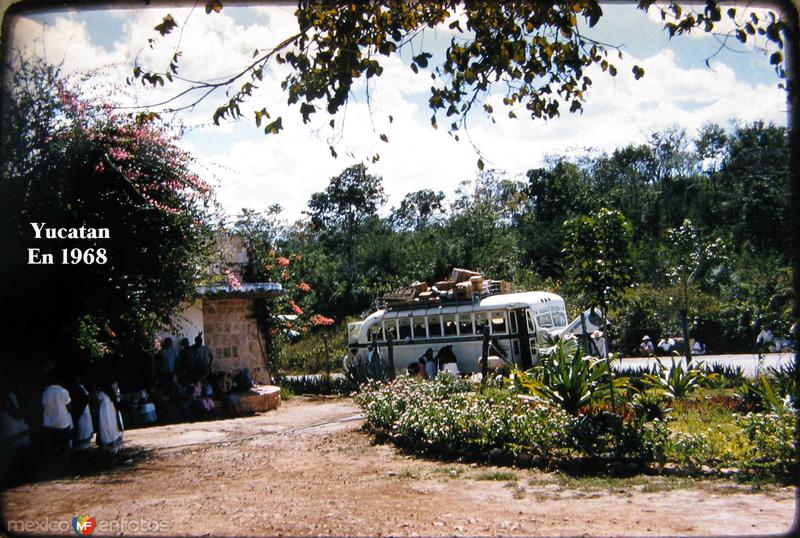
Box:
[277,256,290,267]
[298,282,311,292]
[310,314,335,326]
[291,302,304,316]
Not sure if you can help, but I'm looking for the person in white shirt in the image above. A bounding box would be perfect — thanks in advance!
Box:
[41,378,73,464]
[756,325,776,352]
[96,383,124,454]
[1,384,31,450]
[639,336,654,356]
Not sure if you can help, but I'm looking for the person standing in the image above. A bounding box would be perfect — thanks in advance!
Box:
[96,382,124,455]
[190,333,213,381]
[367,343,381,366]
[68,377,93,450]
[1,381,32,484]
[423,348,437,379]
[176,337,193,384]
[41,377,73,466]
[158,337,178,389]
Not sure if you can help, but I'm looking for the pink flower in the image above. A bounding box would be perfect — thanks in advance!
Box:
[277,257,290,268]
[227,270,243,290]
[291,302,304,316]
[298,282,311,292]
[93,161,105,174]
[108,146,130,161]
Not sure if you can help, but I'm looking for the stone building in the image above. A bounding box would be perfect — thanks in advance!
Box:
[162,283,281,385]
[158,238,282,385]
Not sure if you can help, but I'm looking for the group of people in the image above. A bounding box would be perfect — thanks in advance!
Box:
[153,333,253,421]
[156,333,214,388]
[1,372,125,480]
[639,335,706,356]
[154,333,217,415]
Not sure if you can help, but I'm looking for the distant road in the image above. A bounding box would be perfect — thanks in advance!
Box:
[614,352,795,377]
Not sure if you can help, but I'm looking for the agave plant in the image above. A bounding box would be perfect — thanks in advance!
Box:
[737,374,794,416]
[643,357,708,399]
[512,337,628,415]
[343,356,391,389]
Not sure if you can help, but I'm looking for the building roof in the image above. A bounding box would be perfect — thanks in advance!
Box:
[196,282,283,299]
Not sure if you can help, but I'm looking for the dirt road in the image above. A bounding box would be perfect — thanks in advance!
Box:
[2,398,796,536]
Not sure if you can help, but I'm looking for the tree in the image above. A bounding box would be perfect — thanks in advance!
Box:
[519,159,592,279]
[305,163,386,311]
[133,1,791,152]
[391,189,446,231]
[664,219,726,366]
[562,208,634,355]
[0,58,218,372]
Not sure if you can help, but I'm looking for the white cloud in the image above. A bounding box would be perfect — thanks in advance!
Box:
[4,5,789,223]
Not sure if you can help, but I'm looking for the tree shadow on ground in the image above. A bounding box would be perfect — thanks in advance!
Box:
[0,445,150,491]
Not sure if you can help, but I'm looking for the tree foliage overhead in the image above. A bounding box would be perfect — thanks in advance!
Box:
[133,1,792,151]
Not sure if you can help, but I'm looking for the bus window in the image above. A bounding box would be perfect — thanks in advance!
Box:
[490,311,507,334]
[398,318,412,340]
[383,320,398,340]
[412,317,426,339]
[536,313,553,328]
[427,315,443,338]
[458,314,474,336]
[525,310,535,333]
[369,323,384,342]
[443,314,458,336]
[552,311,567,327]
[509,312,517,334]
[475,312,489,335]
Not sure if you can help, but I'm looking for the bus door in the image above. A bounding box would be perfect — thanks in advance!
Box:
[514,308,534,369]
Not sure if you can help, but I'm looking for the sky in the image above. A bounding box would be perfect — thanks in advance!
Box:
[4,2,789,223]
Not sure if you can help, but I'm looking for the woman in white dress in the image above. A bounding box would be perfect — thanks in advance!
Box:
[71,381,93,450]
[96,383,124,454]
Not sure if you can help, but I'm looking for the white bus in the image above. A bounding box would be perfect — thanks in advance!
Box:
[347,291,571,374]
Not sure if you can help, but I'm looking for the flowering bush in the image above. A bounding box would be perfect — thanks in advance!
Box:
[1,58,218,361]
[736,411,796,469]
[355,375,666,467]
[665,431,712,468]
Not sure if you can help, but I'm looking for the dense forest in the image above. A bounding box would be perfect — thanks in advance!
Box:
[233,121,793,359]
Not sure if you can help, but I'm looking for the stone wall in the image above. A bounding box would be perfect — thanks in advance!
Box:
[202,298,271,384]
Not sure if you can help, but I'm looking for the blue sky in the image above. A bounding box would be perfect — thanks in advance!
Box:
[7,3,789,222]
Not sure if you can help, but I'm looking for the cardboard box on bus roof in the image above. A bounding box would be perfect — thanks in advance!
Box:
[451,268,482,283]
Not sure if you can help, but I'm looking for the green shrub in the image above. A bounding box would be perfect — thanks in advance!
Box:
[568,412,669,464]
[276,374,352,395]
[355,374,665,467]
[630,390,672,422]
[665,431,712,468]
[736,413,797,466]
[644,358,709,399]
[513,338,628,414]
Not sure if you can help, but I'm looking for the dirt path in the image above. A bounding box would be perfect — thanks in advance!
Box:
[2,398,796,536]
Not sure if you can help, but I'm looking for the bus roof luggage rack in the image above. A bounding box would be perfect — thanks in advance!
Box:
[380,268,514,311]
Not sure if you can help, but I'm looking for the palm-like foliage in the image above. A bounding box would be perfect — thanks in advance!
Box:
[512,338,627,415]
[643,357,710,399]
[737,374,794,416]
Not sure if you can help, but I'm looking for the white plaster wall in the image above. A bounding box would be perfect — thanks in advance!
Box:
[158,300,204,346]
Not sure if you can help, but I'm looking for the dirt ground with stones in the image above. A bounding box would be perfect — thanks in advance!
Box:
[2,397,797,536]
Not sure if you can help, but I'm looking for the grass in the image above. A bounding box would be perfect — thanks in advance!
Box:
[668,389,751,464]
[432,465,465,478]
[473,470,518,481]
